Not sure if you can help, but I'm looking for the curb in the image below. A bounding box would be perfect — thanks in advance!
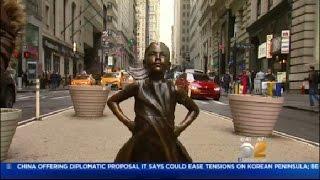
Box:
[283,105,319,113]
[18,106,73,127]
[17,88,69,93]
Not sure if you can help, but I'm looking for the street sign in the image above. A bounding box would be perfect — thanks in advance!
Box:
[266,35,273,59]
[281,30,290,54]
[258,42,266,59]
[108,56,113,66]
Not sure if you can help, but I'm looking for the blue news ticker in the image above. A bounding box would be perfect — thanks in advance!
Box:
[1,163,319,179]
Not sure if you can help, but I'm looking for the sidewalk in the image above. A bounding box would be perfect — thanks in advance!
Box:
[4,98,319,162]
[283,93,319,113]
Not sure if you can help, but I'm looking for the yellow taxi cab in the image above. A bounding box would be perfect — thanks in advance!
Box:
[71,74,96,85]
[101,71,123,89]
[121,71,135,89]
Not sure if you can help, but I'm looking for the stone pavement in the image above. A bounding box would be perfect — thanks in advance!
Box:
[4,98,319,162]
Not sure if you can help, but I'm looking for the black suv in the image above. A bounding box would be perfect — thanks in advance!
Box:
[0,69,16,108]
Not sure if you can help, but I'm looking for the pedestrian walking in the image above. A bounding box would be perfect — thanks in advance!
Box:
[307,66,319,106]
[250,70,256,93]
[264,68,275,82]
[50,72,56,89]
[22,71,28,87]
[57,73,62,88]
[240,70,249,94]
[222,71,231,95]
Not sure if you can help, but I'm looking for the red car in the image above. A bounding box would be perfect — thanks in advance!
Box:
[175,72,220,100]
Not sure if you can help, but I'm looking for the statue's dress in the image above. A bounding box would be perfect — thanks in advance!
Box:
[112,79,192,162]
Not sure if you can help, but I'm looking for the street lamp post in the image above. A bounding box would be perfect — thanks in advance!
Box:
[73,42,77,76]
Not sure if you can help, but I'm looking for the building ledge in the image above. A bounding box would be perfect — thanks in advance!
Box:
[246,0,290,36]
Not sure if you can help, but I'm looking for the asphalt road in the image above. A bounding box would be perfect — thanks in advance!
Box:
[14,90,72,121]
[14,90,319,144]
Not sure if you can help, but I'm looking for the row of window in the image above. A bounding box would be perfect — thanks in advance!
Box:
[182,11,190,17]
[181,36,189,42]
[257,0,273,17]
[182,4,190,9]
[181,45,189,52]
[44,0,79,42]
[182,29,189,34]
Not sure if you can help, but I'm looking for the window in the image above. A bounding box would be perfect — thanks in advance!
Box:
[64,58,69,75]
[183,21,186,25]
[53,0,56,35]
[268,0,273,10]
[183,4,186,9]
[44,50,51,71]
[257,0,261,17]
[53,55,60,73]
[183,12,186,17]
[182,29,185,33]
[45,5,49,28]
[71,3,76,41]
[28,0,39,14]
[63,0,67,40]
[103,5,107,30]
[149,6,154,12]
[230,15,235,38]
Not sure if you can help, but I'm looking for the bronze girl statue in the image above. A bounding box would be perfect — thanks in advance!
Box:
[107,42,199,162]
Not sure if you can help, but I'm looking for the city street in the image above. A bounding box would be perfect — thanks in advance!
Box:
[15,90,319,144]
[6,96,319,162]
[14,90,72,121]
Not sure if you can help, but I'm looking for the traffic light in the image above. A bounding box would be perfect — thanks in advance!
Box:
[23,51,30,59]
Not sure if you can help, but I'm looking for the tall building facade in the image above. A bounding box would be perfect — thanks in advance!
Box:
[115,0,137,69]
[136,0,147,62]
[189,0,201,70]
[146,0,160,44]
[199,0,214,73]
[186,0,319,92]
[173,0,191,67]
[136,0,159,62]
[16,0,138,81]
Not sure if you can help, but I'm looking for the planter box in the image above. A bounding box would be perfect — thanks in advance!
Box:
[69,85,110,117]
[229,94,284,137]
[1,108,21,161]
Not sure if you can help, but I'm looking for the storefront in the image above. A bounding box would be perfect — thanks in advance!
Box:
[43,36,83,77]
[23,23,40,82]
[247,0,291,89]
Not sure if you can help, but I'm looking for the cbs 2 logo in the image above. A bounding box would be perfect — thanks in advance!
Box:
[240,140,267,159]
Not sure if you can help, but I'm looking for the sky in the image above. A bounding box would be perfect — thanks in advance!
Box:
[159,0,174,53]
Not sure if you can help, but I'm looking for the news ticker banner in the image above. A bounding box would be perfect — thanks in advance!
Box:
[1,163,319,179]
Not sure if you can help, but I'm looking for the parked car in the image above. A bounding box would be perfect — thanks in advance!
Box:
[175,72,220,100]
[71,74,96,85]
[100,71,123,90]
[0,70,16,108]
